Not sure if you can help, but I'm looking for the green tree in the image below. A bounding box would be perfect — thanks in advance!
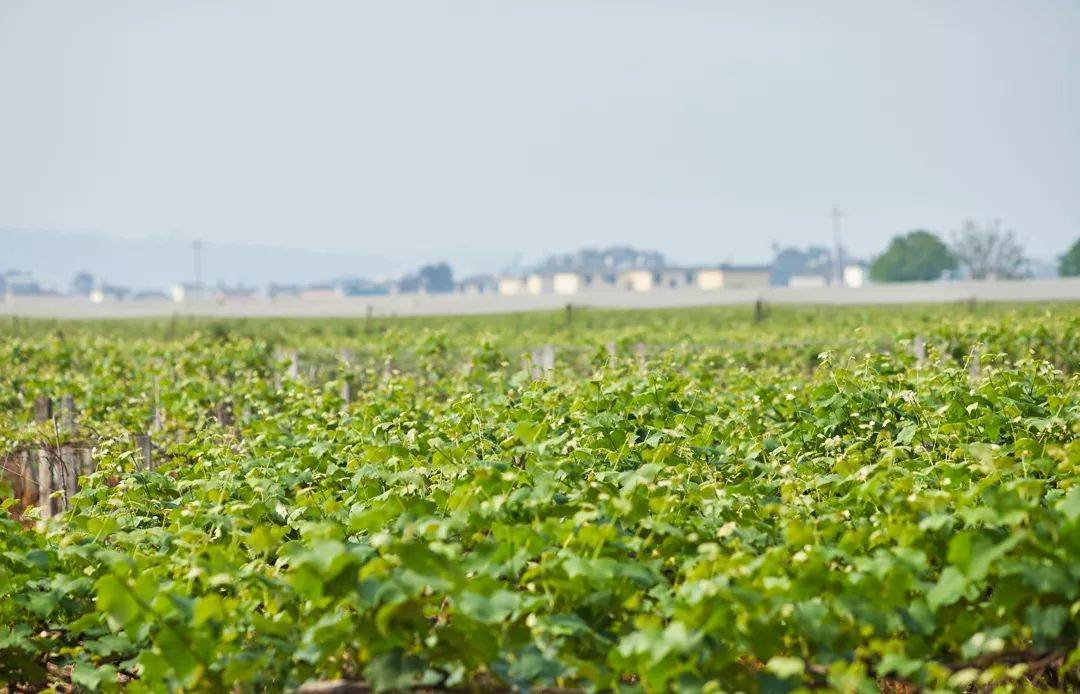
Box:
[869,230,956,282]
[1060,238,1080,277]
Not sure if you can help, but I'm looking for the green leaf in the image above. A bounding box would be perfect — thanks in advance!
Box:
[1059,487,1080,522]
[927,567,967,611]
[192,594,225,627]
[364,650,429,692]
[155,627,204,687]
[94,575,142,632]
[71,661,117,691]
[454,590,520,624]
[877,653,922,678]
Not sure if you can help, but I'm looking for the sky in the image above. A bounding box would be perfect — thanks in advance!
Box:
[1,0,1078,276]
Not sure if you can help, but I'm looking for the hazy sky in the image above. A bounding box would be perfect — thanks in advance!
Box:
[1,0,1078,270]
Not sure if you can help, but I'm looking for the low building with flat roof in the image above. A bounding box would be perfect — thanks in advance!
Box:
[697,265,771,290]
[497,276,527,296]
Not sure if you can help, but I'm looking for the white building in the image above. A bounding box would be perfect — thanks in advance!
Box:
[619,269,655,292]
[699,265,771,290]
[497,276,527,296]
[788,274,829,289]
[653,268,698,290]
[171,284,214,302]
[526,273,555,294]
[553,272,582,295]
[843,263,868,288]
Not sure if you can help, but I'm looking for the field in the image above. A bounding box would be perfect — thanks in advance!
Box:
[1,303,1079,692]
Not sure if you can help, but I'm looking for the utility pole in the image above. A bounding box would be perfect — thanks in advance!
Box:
[192,239,203,289]
[830,206,844,287]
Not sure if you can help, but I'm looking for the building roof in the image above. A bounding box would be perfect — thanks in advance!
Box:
[717,263,772,272]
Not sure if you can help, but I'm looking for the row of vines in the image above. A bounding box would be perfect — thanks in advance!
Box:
[1,303,1078,691]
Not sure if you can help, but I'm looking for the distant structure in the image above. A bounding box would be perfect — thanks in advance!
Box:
[5,240,889,308]
[535,246,666,274]
[1,270,50,299]
[397,263,454,294]
[89,283,130,303]
[214,285,259,303]
[171,283,215,302]
[497,276,527,296]
[338,278,390,297]
[842,261,868,288]
[494,262,770,297]
[770,244,867,289]
[456,275,498,295]
[268,284,301,300]
[499,245,670,296]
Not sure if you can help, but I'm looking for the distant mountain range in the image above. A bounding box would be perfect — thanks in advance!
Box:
[1,228,504,291]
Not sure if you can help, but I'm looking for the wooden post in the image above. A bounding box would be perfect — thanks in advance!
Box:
[37,448,53,518]
[341,380,354,403]
[77,447,94,478]
[365,304,374,332]
[59,446,78,512]
[18,449,36,510]
[913,335,926,367]
[150,379,164,433]
[968,346,982,383]
[634,342,647,372]
[606,341,617,366]
[34,396,53,424]
[528,349,542,379]
[288,351,300,379]
[213,401,234,427]
[135,434,153,471]
[753,299,764,324]
[541,344,555,376]
[60,395,76,437]
[34,397,54,517]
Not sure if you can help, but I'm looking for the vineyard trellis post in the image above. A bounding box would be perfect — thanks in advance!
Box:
[34,396,54,518]
[541,344,555,377]
[135,433,153,471]
[913,335,926,367]
[60,394,76,436]
[213,400,234,428]
[58,446,78,512]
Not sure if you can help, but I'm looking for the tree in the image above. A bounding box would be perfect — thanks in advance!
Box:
[399,263,454,293]
[418,263,454,293]
[1060,238,1080,277]
[769,245,834,286]
[869,230,955,282]
[951,219,1027,280]
[71,271,95,296]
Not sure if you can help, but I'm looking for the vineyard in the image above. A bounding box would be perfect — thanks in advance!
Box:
[1,303,1079,692]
